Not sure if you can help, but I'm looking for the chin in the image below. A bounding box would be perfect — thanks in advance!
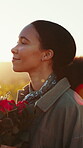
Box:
[13,67,22,72]
[12,65,27,73]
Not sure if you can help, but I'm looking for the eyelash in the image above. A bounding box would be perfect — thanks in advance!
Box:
[17,40,27,45]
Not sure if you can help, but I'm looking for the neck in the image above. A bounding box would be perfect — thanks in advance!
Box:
[29,70,53,91]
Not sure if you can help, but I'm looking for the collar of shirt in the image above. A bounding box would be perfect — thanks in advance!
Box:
[35,77,71,112]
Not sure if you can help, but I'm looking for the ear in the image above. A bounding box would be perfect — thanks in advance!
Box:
[41,49,54,61]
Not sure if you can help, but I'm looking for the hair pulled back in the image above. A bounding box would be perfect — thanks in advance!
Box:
[31,20,76,79]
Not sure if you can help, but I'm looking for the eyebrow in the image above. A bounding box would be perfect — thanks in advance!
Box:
[19,36,30,42]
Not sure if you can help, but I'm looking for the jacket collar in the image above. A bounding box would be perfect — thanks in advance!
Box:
[35,77,71,112]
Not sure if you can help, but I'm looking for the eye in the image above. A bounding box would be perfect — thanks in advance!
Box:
[21,38,28,44]
[17,38,29,45]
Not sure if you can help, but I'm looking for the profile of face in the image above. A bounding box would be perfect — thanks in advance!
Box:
[11,24,45,73]
[11,20,76,77]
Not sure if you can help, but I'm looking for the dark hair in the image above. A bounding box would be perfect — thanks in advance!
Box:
[31,20,76,79]
[65,56,83,90]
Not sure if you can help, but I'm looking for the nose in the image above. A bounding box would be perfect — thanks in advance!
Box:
[11,46,18,54]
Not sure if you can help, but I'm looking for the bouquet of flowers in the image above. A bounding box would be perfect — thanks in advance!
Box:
[0,92,35,147]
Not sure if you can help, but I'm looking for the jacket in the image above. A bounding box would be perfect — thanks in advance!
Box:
[17,77,83,148]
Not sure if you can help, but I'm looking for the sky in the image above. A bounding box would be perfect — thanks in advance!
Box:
[0,0,83,62]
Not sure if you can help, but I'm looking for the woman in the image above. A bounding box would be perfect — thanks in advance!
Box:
[10,20,83,148]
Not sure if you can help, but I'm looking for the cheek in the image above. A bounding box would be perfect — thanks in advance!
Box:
[24,53,42,70]
[24,53,41,64]
[19,45,42,64]
[25,50,42,61]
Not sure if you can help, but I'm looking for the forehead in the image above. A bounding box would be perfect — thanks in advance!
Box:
[19,24,39,41]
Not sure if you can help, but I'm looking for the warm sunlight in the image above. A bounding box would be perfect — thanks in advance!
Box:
[0,1,83,146]
[0,0,83,62]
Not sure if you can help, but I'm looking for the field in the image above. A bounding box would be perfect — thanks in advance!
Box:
[0,62,30,101]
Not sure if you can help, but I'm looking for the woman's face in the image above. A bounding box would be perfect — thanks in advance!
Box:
[11,24,43,73]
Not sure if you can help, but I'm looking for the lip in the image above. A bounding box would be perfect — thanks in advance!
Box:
[12,57,21,62]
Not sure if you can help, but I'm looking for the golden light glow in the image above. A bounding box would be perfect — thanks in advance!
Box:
[41,79,45,83]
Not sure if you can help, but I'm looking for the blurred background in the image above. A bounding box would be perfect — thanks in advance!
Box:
[0,0,83,100]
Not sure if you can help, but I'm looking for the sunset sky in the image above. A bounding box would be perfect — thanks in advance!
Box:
[0,0,83,62]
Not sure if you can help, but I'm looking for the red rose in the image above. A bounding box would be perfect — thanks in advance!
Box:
[16,100,28,113]
[0,99,16,112]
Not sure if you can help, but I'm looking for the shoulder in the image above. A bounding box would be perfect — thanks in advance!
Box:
[36,77,82,112]
[60,88,83,107]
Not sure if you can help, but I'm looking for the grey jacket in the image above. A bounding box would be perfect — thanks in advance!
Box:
[17,77,83,148]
